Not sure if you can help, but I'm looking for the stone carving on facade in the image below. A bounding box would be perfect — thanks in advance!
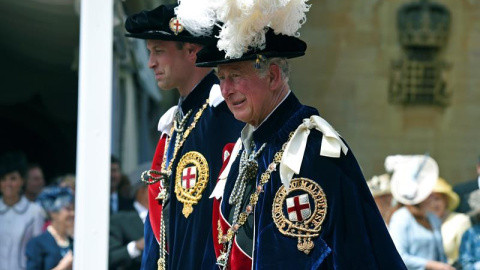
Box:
[389,0,451,106]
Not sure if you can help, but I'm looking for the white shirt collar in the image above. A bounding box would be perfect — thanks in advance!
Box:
[240,125,254,154]
[0,196,29,213]
[133,201,148,224]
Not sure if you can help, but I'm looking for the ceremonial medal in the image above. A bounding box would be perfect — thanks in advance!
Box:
[272,178,327,254]
[216,133,293,268]
[175,151,209,218]
[169,17,184,35]
[139,100,209,269]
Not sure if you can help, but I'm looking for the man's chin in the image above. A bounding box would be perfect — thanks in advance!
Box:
[157,83,175,91]
[232,112,248,124]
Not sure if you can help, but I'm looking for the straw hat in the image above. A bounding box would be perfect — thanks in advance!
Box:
[385,154,439,205]
[432,177,460,212]
[367,174,391,197]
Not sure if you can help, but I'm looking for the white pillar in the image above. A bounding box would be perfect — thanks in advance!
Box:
[121,73,139,174]
[74,0,113,269]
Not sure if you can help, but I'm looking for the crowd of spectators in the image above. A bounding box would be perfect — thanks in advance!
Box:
[2,149,479,270]
[368,156,480,270]
[0,152,146,270]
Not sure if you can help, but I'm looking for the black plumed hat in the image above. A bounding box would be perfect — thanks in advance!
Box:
[125,4,214,45]
[196,28,307,67]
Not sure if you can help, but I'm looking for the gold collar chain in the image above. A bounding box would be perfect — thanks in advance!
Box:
[144,99,209,270]
[141,99,209,186]
[217,132,294,268]
[174,109,193,133]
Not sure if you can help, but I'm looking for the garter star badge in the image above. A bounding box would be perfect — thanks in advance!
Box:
[169,17,184,35]
[272,178,327,254]
[175,151,209,218]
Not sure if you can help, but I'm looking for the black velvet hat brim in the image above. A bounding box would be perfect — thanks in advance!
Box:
[196,51,305,67]
[124,4,214,45]
[125,32,214,44]
[195,28,307,67]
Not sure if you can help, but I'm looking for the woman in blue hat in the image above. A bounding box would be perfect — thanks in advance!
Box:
[26,186,75,270]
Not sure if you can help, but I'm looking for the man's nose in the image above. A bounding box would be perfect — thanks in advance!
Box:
[148,53,155,69]
[220,78,233,97]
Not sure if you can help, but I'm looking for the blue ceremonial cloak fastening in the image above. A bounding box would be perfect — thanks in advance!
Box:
[215,93,407,269]
[141,71,243,270]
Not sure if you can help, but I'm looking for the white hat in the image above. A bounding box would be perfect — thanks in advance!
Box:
[367,174,391,197]
[385,155,439,205]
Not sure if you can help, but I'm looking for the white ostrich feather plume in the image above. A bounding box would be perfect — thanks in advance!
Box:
[176,0,310,59]
[270,0,311,37]
[175,0,220,37]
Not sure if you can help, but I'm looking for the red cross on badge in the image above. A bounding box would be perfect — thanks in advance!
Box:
[182,166,197,189]
[169,17,184,35]
[286,194,311,222]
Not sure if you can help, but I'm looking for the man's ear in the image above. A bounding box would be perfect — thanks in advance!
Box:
[185,43,203,61]
[268,64,283,90]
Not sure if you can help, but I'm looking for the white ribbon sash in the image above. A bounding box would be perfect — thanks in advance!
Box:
[280,115,348,191]
[208,84,224,107]
[210,138,243,199]
[157,105,177,135]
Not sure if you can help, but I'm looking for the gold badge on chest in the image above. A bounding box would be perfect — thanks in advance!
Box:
[272,177,327,254]
[175,151,209,218]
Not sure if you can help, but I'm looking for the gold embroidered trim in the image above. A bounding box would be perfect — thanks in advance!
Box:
[142,99,208,269]
[175,151,209,218]
[272,178,327,254]
[217,219,223,244]
[141,100,208,185]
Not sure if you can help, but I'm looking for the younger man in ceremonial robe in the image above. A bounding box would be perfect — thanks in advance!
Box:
[176,1,408,269]
[124,4,242,269]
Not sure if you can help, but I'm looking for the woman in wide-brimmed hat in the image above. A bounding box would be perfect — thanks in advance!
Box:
[387,155,454,270]
[367,173,397,225]
[427,178,471,266]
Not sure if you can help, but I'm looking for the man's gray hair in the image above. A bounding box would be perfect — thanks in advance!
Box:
[255,57,290,83]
